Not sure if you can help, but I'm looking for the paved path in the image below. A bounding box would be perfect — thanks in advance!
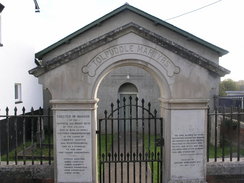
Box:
[102,133,152,183]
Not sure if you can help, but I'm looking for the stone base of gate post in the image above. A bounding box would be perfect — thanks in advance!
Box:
[51,99,99,183]
[168,180,207,183]
[160,98,209,183]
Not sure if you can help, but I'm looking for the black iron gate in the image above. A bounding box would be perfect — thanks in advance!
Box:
[97,97,164,183]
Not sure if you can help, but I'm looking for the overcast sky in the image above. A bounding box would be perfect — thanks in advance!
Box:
[35,0,244,81]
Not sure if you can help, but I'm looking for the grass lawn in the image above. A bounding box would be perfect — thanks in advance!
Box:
[98,134,113,157]
[98,134,162,182]
[97,134,113,180]
[1,135,53,162]
[144,135,163,183]
[208,144,244,159]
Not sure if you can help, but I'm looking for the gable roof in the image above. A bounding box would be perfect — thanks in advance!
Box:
[36,3,228,59]
[30,22,230,77]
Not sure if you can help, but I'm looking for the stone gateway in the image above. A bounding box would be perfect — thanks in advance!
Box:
[30,4,229,183]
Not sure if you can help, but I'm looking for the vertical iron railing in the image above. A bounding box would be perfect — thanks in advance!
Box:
[98,97,164,183]
[237,107,241,161]
[6,107,9,165]
[22,107,26,165]
[207,106,244,162]
[31,107,35,165]
[0,107,53,165]
[14,107,18,165]
[207,107,210,162]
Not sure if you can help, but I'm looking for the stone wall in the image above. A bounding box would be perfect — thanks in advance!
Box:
[207,175,244,183]
[0,165,54,183]
[1,162,244,183]
[207,162,244,175]
[207,161,244,183]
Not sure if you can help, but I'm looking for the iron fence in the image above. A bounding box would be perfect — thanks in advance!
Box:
[1,103,243,168]
[207,107,244,162]
[0,107,53,165]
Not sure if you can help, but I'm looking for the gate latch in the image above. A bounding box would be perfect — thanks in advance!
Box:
[155,138,164,147]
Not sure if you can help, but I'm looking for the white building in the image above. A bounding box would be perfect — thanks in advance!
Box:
[0,0,42,113]
[226,91,244,96]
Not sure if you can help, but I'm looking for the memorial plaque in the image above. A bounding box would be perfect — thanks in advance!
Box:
[56,110,92,182]
[171,110,205,180]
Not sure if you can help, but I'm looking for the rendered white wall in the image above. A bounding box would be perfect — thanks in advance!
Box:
[0,0,43,114]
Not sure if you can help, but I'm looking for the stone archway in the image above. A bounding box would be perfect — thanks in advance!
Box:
[89,53,179,183]
[94,59,168,182]
[91,58,172,99]
[29,5,229,183]
[34,50,210,183]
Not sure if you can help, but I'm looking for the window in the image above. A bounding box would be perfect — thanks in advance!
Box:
[15,83,22,104]
[118,82,138,93]
[0,3,4,47]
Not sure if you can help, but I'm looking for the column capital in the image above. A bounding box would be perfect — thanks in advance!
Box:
[159,98,209,110]
[50,98,99,110]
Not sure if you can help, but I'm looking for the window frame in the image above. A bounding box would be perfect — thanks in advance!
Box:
[15,83,22,104]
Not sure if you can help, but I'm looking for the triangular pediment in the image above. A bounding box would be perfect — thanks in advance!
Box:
[30,22,229,77]
[35,4,228,58]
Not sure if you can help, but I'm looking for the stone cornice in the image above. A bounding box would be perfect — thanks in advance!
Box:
[29,23,230,77]
[159,98,209,110]
[50,99,99,110]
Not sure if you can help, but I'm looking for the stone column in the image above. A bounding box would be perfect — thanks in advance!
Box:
[160,99,208,183]
[51,99,98,183]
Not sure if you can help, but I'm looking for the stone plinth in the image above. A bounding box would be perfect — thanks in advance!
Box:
[161,99,208,183]
[51,99,98,183]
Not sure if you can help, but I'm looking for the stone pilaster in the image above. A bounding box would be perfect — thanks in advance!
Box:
[51,99,98,183]
[160,98,209,183]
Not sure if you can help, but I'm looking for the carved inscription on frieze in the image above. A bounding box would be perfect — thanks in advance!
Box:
[82,43,180,77]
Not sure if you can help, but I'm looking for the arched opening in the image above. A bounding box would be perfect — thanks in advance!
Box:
[118,82,138,93]
[93,59,171,104]
[96,64,163,119]
[94,62,169,182]
[118,82,138,132]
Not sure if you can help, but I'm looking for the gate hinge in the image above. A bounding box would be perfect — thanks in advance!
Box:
[96,130,100,134]
[155,138,164,147]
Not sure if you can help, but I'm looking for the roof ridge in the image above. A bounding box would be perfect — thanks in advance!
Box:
[36,3,228,58]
